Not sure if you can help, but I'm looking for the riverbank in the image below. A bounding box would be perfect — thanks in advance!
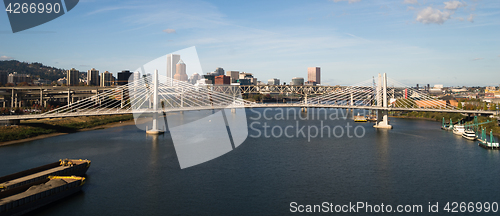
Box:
[0,114,135,146]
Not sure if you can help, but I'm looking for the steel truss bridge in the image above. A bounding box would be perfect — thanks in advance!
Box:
[0,73,496,128]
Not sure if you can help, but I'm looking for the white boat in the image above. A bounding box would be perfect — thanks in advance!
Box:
[462,129,476,140]
[453,125,465,135]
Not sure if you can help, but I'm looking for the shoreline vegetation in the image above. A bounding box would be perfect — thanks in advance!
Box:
[0,114,135,146]
[391,111,500,137]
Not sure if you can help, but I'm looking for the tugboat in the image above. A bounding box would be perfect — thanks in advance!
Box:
[462,129,476,141]
[354,113,367,122]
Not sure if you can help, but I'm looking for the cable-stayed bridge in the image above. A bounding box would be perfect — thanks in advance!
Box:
[0,72,496,129]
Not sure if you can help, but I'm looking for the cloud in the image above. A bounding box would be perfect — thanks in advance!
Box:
[163,29,176,34]
[416,7,451,24]
[403,0,418,4]
[331,0,361,3]
[456,17,464,21]
[444,1,466,10]
[467,14,475,22]
[0,55,13,60]
[472,58,483,61]
[407,6,416,11]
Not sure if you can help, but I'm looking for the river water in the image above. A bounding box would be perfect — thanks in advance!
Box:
[1,108,499,215]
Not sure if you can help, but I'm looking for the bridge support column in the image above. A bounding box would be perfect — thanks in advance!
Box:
[147,69,164,135]
[181,88,184,107]
[40,88,44,107]
[11,89,14,108]
[373,73,392,129]
[67,89,71,105]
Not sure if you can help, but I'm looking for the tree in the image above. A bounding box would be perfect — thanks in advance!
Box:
[483,103,488,110]
[457,101,462,109]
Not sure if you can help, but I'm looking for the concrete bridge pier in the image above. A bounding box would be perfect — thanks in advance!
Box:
[374,110,392,129]
[373,73,392,129]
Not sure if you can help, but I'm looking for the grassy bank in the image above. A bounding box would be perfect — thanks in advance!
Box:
[0,114,134,142]
[392,111,500,136]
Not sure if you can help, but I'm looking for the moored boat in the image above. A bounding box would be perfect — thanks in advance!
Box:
[478,129,500,150]
[461,129,476,141]
[452,125,465,135]
[354,113,367,122]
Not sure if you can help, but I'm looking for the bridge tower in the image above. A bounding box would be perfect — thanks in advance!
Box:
[374,73,393,129]
[146,69,165,134]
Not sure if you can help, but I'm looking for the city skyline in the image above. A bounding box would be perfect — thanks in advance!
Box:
[0,0,499,86]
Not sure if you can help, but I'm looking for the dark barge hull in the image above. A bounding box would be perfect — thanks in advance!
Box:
[0,159,90,194]
[0,177,85,216]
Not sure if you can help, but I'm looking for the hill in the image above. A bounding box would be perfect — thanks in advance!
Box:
[0,60,66,82]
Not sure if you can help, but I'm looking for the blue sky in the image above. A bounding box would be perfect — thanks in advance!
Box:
[0,0,499,86]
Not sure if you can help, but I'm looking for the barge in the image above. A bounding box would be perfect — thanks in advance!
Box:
[0,159,90,193]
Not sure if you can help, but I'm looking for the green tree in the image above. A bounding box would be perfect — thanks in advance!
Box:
[457,101,462,109]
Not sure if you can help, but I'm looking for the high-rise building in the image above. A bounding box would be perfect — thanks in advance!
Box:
[291,77,304,86]
[67,68,80,86]
[87,68,100,86]
[227,71,239,83]
[174,59,188,82]
[203,74,215,85]
[215,75,231,85]
[190,73,201,84]
[117,70,132,85]
[100,71,114,86]
[167,54,180,84]
[7,72,30,84]
[307,67,320,84]
[268,78,280,85]
[211,67,225,76]
[0,70,8,85]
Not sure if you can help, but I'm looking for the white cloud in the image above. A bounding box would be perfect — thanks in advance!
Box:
[416,7,451,24]
[407,6,416,10]
[163,29,176,34]
[456,17,464,21]
[472,58,483,61]
[467,14,475,22]
[331,0,361,3]
[403,0,418,4]
[0,56,13,60]
[444,1,466,10]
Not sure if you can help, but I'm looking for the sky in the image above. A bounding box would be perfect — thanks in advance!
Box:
[0,0,499,87]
